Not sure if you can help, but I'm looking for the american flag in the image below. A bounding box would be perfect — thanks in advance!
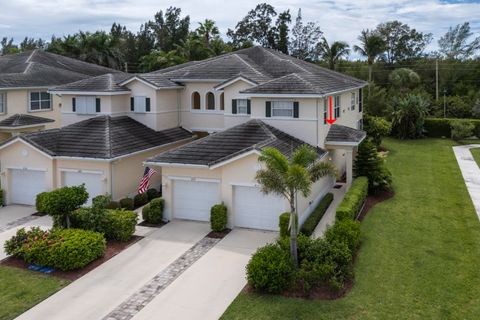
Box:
[138,167,157,194]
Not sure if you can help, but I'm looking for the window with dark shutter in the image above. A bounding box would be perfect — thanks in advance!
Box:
[265,101,271,117]
[232,99,237,114]
[72,97,76,112]
[95,98,101,113]
[247,99,251,115]
[359,88,363,112]
[293,101,299,118]
[146,97,151,112]
[130,97,134,111]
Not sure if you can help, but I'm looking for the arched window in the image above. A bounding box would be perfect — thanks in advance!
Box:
[220,92,225,111]
[206,92,215,110]
[191,92,200,110]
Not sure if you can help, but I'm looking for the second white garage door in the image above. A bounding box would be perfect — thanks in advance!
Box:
[173,180,220,221]
[234,185,286,231]
[62,171,103,204]
[10,169,47,205]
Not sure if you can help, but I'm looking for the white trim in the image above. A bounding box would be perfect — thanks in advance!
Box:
[190,110,225,115]
[223,114,252,118]
[146,162,209,169]
[194,178,221,183]
[214,77,257,90]
[28,90,52,112]
[48,90,130,96]
[0,138,53,159]
[0,123,48,130]
[229,182,259,187]
[59,168,103,175]
[0,86,51,91]
[209,149,261,170]
[118,76,184,90]
[170,79,223,83]
[189,127,223,133]
[255,116,317,122]
[6,166,47,172]
[242,85,366,98]
[167,176,192,181]
[325,135,366,147]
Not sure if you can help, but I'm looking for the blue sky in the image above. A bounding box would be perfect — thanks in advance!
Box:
[0,0,479,56]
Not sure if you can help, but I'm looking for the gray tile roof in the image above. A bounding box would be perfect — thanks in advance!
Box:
[12,116,193,159]
[148,120,326,167]
[0,50,122,88]
[0,114,54,128]
[325,124,366,144]
[129,74,183,89]
[50,73,130,92]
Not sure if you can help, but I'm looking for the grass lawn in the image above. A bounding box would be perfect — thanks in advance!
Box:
[0,266,69,320]
[222,138,480,319]
[471,148,480,166]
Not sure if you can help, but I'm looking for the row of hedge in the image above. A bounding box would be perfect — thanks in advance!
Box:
[99,188,161,211]
[424,118,480,138]
[336,177,368,221]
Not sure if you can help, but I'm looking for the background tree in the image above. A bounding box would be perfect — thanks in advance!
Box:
[389,93,429,139]
[353,30,385,88]
[147,7,190,53]
[255,145,336,266]
[388,68,421,93]
[196,19,220,49]
[438,22,480,60]
[1,37,19,55]
[275,10,291,53]
[289,9,322,61]
[316,37,350,70]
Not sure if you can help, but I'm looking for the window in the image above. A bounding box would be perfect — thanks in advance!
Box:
[131,96,150,113]
[272,101,294,117]
[334,95,341,118]
[219,93,224,111]
[237,99,249,114]
[0,93,5,113]
[206,92,215,110]
[75,96,99,114]
[29,91,51,111]
[351,92,356,110]
[191,92,200,110]
[358,88,363,112]
[323,99,327,124]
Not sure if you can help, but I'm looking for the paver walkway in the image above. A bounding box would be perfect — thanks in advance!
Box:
[312,184,347,238]
[453,144,480,220]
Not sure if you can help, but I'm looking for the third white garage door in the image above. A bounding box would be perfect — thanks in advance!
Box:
[173,180,220,221]
[234,185,286,231]
[62,171,103,205]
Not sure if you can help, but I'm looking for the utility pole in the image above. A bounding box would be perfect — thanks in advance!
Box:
[443,88,447,118]
[435,59,439,101]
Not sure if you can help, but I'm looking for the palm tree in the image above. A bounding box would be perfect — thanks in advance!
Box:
[255,145,336,266]
[316,37,350,70]
[196,19,220,48]
[353,30,385,93]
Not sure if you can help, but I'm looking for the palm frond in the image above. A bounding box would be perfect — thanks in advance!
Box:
[255,169,289,199]
[258,147,289,174]
[309,161,337,182]
[286,164,311,198]
[291,145,318,168]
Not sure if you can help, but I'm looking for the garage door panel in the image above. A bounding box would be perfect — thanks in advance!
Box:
[10,169,47,205]
[173,180,220,221]
[234,186,285,231]
[62,171,103,205]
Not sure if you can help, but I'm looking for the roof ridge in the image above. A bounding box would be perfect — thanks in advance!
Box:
[232,54,266,77]
[292,73,319,91]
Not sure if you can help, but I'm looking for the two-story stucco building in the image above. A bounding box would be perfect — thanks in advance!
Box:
[0,46,366,231]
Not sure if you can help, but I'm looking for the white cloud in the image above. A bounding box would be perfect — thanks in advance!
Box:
[0,0,479,56]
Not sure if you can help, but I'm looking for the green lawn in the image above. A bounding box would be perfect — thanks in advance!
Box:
[0,266,69,320]
[471,148,480,166]
[222,138,480,319]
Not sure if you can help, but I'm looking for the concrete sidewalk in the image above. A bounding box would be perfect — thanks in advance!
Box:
[15,220,210,320]
[312,184,347,238]
[132,229,277,320]
[453,144,480,220]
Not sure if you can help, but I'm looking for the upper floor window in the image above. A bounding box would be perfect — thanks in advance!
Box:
[191,92,200,110]
[73,96,101,114]
[237,99,249,114]
[206,92,215,110]
[220,93,225,111]
[351,92,356,110]
[0,93,5,113]
[130,96,151,113]
[29,91,51,111]
[334,95,341,118]
[272,101,293,117]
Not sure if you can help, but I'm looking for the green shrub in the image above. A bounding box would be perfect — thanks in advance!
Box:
[41,185,89,228]
[246,243,294,293]
[325,219,361,252]
[92,194,112,209]
[100,209,138,242]
[119,198,134,210]
[35,192,48,213]
[450,119,475,141]
[4,227,44,257]
[105,201,120,209]
[390,93,429,139]
[6,227,105,271]
[142,198,164,224]
[210,203,228,232]
[71,207,103,232]
[146,188,160,201]
[363,115,392,147]
[279,212,291,238]
[300,193,334,236]
[277,233,313,263]
[336,177,368,221]
[133,193,149,208]
[424,118,451,137]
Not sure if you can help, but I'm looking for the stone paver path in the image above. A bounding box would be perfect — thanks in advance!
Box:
[453,144,480,220]
[103,236,220,320]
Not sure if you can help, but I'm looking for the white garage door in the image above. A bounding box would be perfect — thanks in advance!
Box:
[10,169,47,205]
[62,171,103,205]
[173,180,220,221]
[234,186,286,231]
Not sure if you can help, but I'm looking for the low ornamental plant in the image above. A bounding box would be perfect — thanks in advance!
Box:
[210,203,228,232]
[119,198,134,210]
[134,193,149,208]
[336,177,368,221]
[142,198,164,224]
[40,185,89,228]
[300,193,334,236]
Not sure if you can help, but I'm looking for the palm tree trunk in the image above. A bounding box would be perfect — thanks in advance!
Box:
[289,197,298,268]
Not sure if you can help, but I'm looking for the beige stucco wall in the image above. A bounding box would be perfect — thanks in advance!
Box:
[0,89,61,130]
[223,80,253,129]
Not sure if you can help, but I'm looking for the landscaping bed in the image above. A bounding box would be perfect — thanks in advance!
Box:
[207,228,232,239]
[357,190,394,221]
[1,235,142,281]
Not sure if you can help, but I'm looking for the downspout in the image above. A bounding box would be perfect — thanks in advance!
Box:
[111,160,115,200]
[316,98,319,147]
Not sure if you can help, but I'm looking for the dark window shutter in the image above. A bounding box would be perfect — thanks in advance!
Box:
[232,99,237,114]
[359,88,363,112]
[293,101,299,118]
[130,97,134,111]
[72,97,76,112]
[265,101,271,117]
[146,97,151,112]
[95,98,101,113]
[247,99,251,115]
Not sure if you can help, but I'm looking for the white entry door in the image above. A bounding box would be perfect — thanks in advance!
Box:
[62,171,103,205]
[173,180,220,221]
[234,185,286,231]
[10,169,47,205]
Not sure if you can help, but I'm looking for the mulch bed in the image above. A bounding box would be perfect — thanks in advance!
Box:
[31,212,47,217]
[138,220,168,228]
[357,190,395,221]
[207,228,231,239]
[0,235,143,281]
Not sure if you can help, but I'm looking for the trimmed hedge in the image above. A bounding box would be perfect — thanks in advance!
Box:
[5,227,105,271]
[146,188,161,201]
[119,198,134,210]
[142,198,164,224]
[133,193,149,208]
[325,219,361,252]
[336,177,368,221]
[300,193,334,236]
[210,203,228,232]
[424,118,480,138]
